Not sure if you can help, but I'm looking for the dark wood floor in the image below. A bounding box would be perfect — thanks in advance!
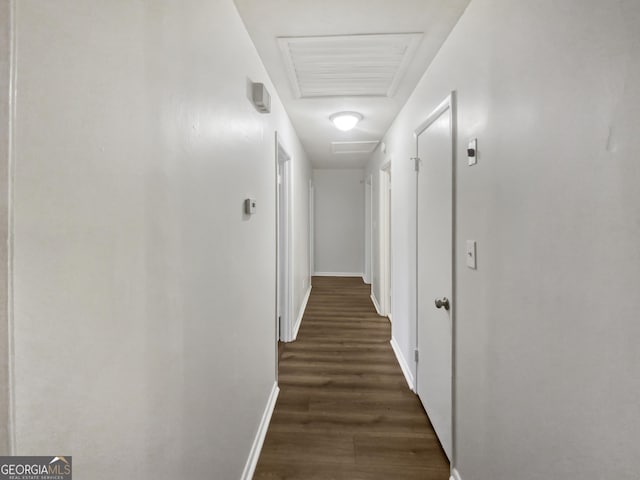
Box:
[254,276,449,480]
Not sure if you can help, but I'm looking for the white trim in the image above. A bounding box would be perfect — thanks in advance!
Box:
[363,174,372,285]
[370,293,383,316]
[309,180,314,281]
[277,37,303,99]
[450,468,462,480]
[414,93,454,137]
[276,134,294,343]
[292,285,312,341]
[313,271,363,277]
[414,91,457,463]
[241,382,280,480]
[379,165,391,317]
[390,336,415,392]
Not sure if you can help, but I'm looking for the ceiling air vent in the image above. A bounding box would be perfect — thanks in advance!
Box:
[277,33,423,98]
[331,141,380,155]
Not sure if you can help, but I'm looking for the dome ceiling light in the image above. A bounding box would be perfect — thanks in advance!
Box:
[330,112,363,132]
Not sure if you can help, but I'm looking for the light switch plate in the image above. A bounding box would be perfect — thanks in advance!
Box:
[468,138,477,166]
[466,240,477,269]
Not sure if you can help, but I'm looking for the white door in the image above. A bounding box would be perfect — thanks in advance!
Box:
[416,96,454,460]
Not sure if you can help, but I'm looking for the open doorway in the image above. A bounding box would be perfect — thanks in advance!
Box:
[276,133,293,352]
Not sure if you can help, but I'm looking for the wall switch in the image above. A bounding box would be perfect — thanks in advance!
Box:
[244,198,257,215]
[468,138,478,166]
[466,240,477,269]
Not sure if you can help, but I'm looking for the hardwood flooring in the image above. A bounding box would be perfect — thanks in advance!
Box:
[254,276,449,480]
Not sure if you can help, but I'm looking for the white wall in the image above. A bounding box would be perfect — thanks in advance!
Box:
[10,0,310,478]
[366,0,640,478]
[313,169,364,276]
[0,0,10,456]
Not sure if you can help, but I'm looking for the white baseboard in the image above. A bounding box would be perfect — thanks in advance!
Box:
[390,336,415,392]
[313,271,363,277]
[370,293,383,316]
[450,468,462,480]
[292,285,311,341]
[241,382,280,480]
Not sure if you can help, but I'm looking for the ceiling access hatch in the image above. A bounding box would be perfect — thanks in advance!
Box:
[277,33,423,98]
[331,141,380,155]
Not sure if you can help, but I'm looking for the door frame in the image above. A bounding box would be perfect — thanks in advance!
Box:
[380,162,392,318]
[414,92,457,469]
[309,178,314,277]
[364,175,372,285]
[276,133,294,343]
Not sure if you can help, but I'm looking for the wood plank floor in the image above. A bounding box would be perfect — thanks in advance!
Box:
[254,276,449,480]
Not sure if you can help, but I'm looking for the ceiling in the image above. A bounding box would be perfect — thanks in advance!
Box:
[234,0,471,169]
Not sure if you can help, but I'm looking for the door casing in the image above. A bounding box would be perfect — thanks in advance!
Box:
[414,92,457,468]
[276,133,293,343]
[380,162,392,318]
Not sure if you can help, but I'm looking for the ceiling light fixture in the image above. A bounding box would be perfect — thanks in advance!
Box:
[330,112,363,131]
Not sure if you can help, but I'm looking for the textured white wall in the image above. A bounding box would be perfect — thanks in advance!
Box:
[0,0,10,456]
[366,0,640,478]
[10,0,310,478]
[313,169,364,276]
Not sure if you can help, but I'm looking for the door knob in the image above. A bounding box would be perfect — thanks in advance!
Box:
[434,297,450,311]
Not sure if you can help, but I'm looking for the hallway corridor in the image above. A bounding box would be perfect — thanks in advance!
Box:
[254,277,449,479]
